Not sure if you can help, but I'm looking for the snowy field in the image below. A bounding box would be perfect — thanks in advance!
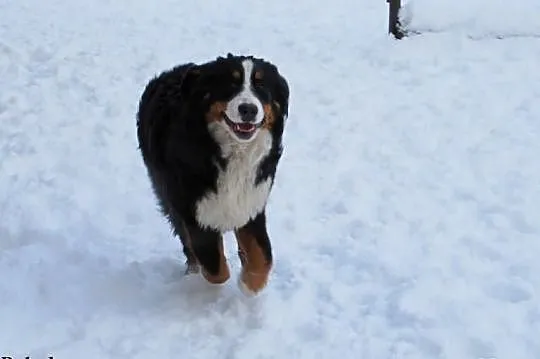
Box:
[1,0,539,358]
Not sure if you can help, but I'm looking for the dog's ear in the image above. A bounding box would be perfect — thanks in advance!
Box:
[274,72,289,118]
[179,64,202,99]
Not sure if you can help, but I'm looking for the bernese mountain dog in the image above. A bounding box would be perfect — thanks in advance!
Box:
[136,54,289,295]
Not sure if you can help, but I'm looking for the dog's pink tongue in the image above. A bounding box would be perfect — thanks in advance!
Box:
[235,123,255,132]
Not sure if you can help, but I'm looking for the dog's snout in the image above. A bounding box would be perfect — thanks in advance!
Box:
[238,103,258,122]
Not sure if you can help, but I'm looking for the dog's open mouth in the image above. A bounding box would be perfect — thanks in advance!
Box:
[222,113,262,140]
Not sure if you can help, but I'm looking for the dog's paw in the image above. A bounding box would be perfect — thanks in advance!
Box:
[184,261,200,275]
[200,262,231,284]
[237,270,269,296]
[238,275,258,297]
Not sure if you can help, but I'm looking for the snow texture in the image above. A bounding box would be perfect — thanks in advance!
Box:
[402,0,540,37]
[1,0,539,358]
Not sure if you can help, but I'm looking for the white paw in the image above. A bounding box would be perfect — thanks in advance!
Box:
[237,275,258,297]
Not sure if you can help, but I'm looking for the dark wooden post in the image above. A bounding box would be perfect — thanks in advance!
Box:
[387,0,405,39]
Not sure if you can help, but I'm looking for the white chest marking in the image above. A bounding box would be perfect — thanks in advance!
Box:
[195,128,273,231]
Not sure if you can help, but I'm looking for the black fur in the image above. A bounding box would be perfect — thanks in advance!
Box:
[136,54,289,275]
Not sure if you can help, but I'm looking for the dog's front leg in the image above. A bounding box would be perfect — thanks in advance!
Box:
[235,211,273,295]
[186,224,230,284]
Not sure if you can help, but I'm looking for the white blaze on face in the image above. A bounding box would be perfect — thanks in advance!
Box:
[224,59,265,125]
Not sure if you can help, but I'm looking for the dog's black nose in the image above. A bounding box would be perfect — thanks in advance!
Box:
[238,103,258,122]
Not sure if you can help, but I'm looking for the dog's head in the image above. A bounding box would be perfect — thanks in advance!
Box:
[182,54,289,144]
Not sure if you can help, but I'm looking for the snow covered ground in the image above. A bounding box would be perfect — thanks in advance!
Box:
[1,0,539,358]
[401,0,540,38]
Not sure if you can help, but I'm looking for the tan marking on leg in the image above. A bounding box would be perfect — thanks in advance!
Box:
[235,228,272,294]
[205,101,227,123]
[200,235,230,284]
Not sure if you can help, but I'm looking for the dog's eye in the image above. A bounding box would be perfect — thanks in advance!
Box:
[253,78,265,89]
[253,85,270,102]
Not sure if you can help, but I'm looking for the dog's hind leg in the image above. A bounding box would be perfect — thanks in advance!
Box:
[148,180,199,274]
[176,219,200,275]
[168,209,200,274]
